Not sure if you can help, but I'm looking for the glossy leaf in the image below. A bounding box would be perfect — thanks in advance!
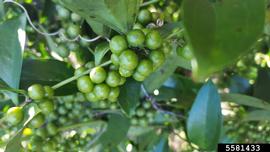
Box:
[94,42,110,66]
[20,59,76,96]
[144,44,178,92]
[243,110,270,121]
[187,80,222,150]
[0,0,4,19]
[182,0,265,81]
[58,0,141,33]
[254,68,270,102]
[86,19,111,36]
[0,15,26,104]
[118,79,141,116]
[96,114,130,148]
[221,93,270,111]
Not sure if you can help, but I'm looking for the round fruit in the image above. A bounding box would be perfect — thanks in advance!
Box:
[93,84,110,100]
[58,106,68,115]
[133,23,143,29]
[46,122,58,136]
[119,50,138,70]
[57,45,70,58]
[74,66,87,76]
[142,28,151,35]
[71,13,81,22]
[143,102,152,109]
[28,84,45,100]
[138,9,152,25]
[109,64,119,71]
[149,50,165,70]
[67,24,80,39]
[131,118,139,125]
[119,67,134,77]
[146,30,163,50]
[35,127,48,138]
[126,29,145,47]
[77,76,94,93]
[136,59,153,76]
[90,67,107,84]
[44,86,54,98]
[85,92,99,102]
[85,61,95,69]
[108,87,120,99]
[106,71,121,87]
[42,141,55,151]
[139,118,148,127]
[39,99,54,115]
[133,72,146,82]
[56,6,69,20]
[29,136,43,151]
[119,76,126,85]
[6,107,24,125]
[110,35,128,55]
[111,54,120,66]
[136,108,146,117]
[29,113,45,128]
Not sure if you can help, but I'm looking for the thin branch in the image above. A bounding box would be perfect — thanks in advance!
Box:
[140,0,160,7]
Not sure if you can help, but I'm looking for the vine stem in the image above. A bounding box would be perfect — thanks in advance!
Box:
[140,0,160,7]
[52,60,112,90]
[141,85,186,119]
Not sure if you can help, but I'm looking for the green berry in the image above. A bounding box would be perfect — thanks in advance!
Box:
[110,35,128,55]
[74,66,87,76]
[71,13,81,22]
[57,45,70,58]
[119,50,138,70]
[126,29,145,47]
[77,76,94,93]
[85,92,99,102]
[93,84,110,100]
[149,50,165,70]
[136,108,146,117]
[146,30,163,50]
[111,54,120,66]
[85,61,95,69]
[28,84,45,100]
[90,67,107,84]
[6,107,24,125]
[133,72,146,82]
[119,67,134,77]
[136,59,153,77]
[108,87,120,99]
[46,122,58,136]
[106,71,121,87]
[29,113,45,128]
[133,23,144,29]
[119,76,126,85]
[39,99,54,115]
[67,24,80,39]
[44,86,54,98]
[138,9,153,25]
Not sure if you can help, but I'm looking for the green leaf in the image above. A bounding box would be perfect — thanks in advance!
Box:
[86,19,111,36]
[176,55,192,70]
[182,0,265,81]
[118,79,140,116]
[243,110,270,121]
[94,42,110,66]
[187,80,222,150]
[59,0,141,33]
[149,134,170,152]
[0,15,26,104]
[96,114,130,148]
[20,59,76,96]
[0,79,25,95]
[0,0,4,19]
[254,68,270,102]
[221,93,270,111]
[4,112,41,152]
[144,44,179,92]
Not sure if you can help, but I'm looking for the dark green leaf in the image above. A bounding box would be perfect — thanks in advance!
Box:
[20,59,76,96]
[118,79,140,116]
[149,134,170,152]
[86,19,111,36]
[0,15,26,104]
[221,93,270,111]
[187,80,222,150]
[243,110,270,121]
[94,42,110,66]
[144,44,179,92]
[97,114,130,148]
[182,0,265,81]
[59,0,141,33]
[4,112,41,152]
[254,68,270,102]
